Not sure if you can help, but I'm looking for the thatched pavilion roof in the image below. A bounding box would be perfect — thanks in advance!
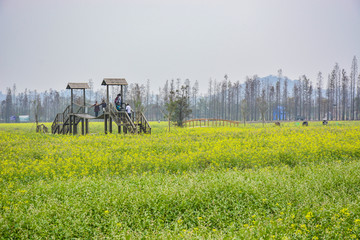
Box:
[66,83,90,89]
[101,78,128,86]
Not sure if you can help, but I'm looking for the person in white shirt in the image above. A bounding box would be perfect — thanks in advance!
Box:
[126,103,132,119]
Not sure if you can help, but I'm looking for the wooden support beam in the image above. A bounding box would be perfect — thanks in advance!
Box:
[106,86,109,109]
[109,117,112,133]
[73,117,77,134]
[121,85,124,109]
[81,118,84,135]
[71,89,73,113]
[69,115,72,134]
[104,114,108,134]
[83,89,86,107]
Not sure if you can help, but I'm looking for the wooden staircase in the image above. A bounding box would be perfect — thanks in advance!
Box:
[51,105,84,134]
[134,111,151,134]
[108,103,151,134]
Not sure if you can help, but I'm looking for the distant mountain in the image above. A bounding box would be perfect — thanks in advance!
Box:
[257,75,299,92]
[0,91,5,102]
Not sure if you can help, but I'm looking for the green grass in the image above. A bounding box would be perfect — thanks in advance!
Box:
[0,122,360,239]
[2,162,360,239]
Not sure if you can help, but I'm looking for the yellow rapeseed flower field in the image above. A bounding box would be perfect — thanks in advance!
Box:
[0,121,359,183]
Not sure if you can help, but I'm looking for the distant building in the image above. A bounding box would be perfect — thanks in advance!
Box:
[19,115,30,122]
[10,115,17,122]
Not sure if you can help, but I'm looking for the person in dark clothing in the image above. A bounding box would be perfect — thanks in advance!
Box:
[92,101,100,117]
[101,99,107,113]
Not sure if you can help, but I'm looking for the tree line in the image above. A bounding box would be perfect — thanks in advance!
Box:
[1,56,359,125]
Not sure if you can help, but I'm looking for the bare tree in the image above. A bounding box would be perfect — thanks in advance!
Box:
[301,75,311,119]
[234,80,241,120]
[316,72,323,120]
[335,63,340,120]
[293,83,299,120]
[227,79,232,120]
[88,79,94,103]
[341,69,349,120]
[192,80,199,119]
[282,77,288,120]
[221,75,228,119]
[350,56,358,120]
[158,80,175,132]
[241,99,248,126]
[357,74,360,119]
[258,88,268,126]
[276,69,282,120]
[269,85,275,120]
[308,83,313,120]
[208,78,213,118]
[5,88,12,123]
[145,79,151,111]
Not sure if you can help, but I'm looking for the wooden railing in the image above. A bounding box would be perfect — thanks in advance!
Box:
[184,118,240,128]
[52,104,86,134]
[51,105,70,134]
[109,103,137,133]
[135,111,151,134]
[51,113,62,134]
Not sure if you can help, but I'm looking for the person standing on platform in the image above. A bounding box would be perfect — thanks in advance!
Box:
[114,94,122,111]
[92,101,100,117]
[126,103,132,119]
[101,99,107,113]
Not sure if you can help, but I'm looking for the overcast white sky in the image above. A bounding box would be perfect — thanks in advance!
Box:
[0,0,359,94]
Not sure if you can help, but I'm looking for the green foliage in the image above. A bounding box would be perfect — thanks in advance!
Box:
[166,85,192,127]
[0,122,360,238]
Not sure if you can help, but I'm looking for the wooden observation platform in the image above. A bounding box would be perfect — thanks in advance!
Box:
[51,79,151,135]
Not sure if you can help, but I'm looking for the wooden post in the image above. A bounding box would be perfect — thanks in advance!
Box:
[106,85,109,110]
[69,115,72,134]
[121,85,124,109]
[104,114,108,134]
[73,117,77,134]
[71,89,73,113]
[83,89,86,107]
[109,117,112,133]
[118,125,121,134]
[85,119,89,134]
[81,118,84,135]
